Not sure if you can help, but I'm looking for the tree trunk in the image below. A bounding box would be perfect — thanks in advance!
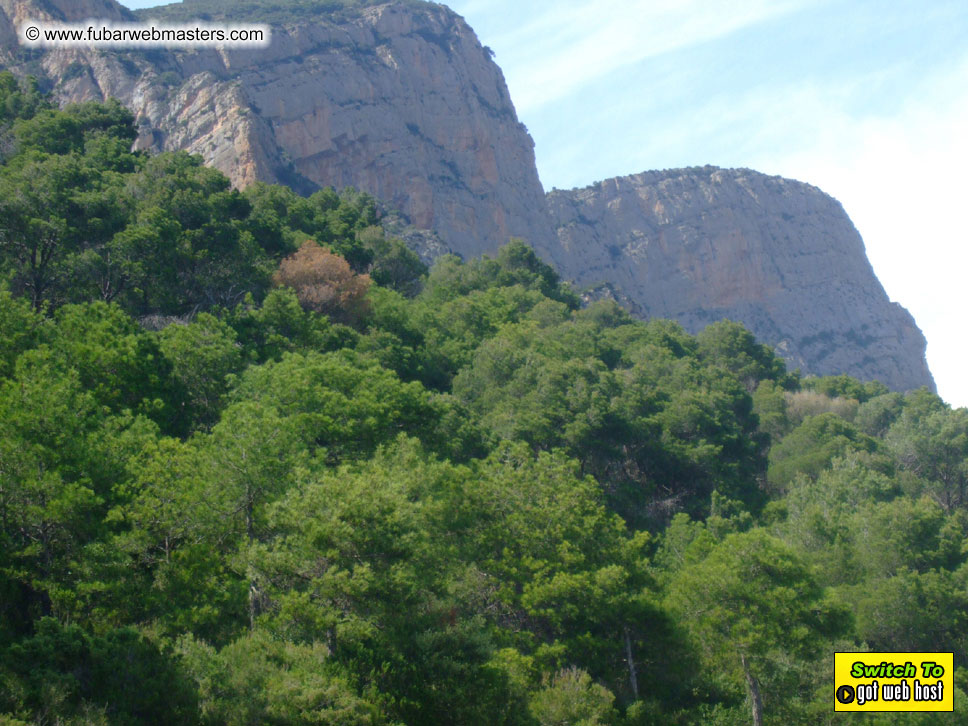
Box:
[248,578,259,631]
[741,654,764,726]
[623,624,640,700]
[246,484,260,630]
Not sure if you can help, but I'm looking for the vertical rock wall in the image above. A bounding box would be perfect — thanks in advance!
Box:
[0,0,935,390]
[547,167,934,391]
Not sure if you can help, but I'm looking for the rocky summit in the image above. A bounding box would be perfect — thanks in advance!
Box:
[0,0,555,260]
[547,167,933,391]
[0,0,935,390]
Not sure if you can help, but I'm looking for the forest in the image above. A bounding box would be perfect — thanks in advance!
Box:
[1,71,967,725]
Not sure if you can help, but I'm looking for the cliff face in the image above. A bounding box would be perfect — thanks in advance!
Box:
[0,0,555,258]
[0,1,934,390]
[547,167,934,391]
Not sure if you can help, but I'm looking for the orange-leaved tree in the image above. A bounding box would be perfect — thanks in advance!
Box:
[272,240,370,325]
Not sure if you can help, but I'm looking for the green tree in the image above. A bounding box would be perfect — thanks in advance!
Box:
[777,457,904,586]
[251,439,516,725]
[0,618,198,725]
[356,225,427,296]
[419,240,578,309]
[0,338,158,626]
[225,287,358,364]
[454,315,765,527]
[886,404,968,511]
[158,313,244,432]
[849,568,968,659]
[0,291,46,378]
[454,444,676,706]
[751,379,789,442]
[666,530,849,726]
[696,320,792,393]
[0,351,105,620]
[176,632,381,726]
[849,496,964,580]
[227,349,469,462]
[854,392,905,437]
[47,302,170,417]
[108,435,245,642]
[0,152,100,309]
[123,152,271,314]
[12,99,136,158]
[0,72,51,128]
[0,99,140,310]
[528,668,617,726]
[202,401,309,629]
[799,374,888,403]
[767,414,878,490]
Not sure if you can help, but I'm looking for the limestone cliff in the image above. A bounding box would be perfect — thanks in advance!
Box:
[0,0,555,257]
[0,1,934,390]
[546,167,934,391]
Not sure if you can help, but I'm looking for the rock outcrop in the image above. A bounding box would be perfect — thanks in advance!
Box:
[547,167,934,391]
[0,0,555,257]
[0,0,935,390]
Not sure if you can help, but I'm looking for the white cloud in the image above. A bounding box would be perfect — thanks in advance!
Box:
[741,58,968,407]
[454,0,809,113]
[500,5,968,407]
[123,0,968,407]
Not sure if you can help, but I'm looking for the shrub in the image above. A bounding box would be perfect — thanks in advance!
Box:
[272,241,370,324]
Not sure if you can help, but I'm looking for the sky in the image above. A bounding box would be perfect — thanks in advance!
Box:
[122,0,968,407]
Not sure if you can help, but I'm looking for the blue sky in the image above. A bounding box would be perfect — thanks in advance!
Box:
[444,0,968,408]
[123,0,968,406]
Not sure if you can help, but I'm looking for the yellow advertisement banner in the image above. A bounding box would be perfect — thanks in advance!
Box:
[834,652,953,712]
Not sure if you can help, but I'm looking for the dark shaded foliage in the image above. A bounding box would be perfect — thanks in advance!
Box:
[3,87,967,726]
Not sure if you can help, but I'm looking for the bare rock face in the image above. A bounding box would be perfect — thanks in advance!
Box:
[547,167,934,391]
[0,1,935,390]
[0,0,555,256]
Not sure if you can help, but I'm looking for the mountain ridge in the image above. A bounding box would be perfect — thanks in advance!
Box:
[547,165,933,391]
[0,0,935,390]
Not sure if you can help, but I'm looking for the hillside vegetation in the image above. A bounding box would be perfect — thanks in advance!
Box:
[2,72,967,725]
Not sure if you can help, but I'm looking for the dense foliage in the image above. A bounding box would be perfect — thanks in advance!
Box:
[2,74,968,725]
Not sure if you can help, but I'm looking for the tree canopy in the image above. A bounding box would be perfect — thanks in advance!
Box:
[2,77,967,726]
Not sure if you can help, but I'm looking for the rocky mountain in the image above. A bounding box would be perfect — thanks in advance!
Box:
[0,0,934,390]
[547,168,933,391]
[0,0,555,259]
